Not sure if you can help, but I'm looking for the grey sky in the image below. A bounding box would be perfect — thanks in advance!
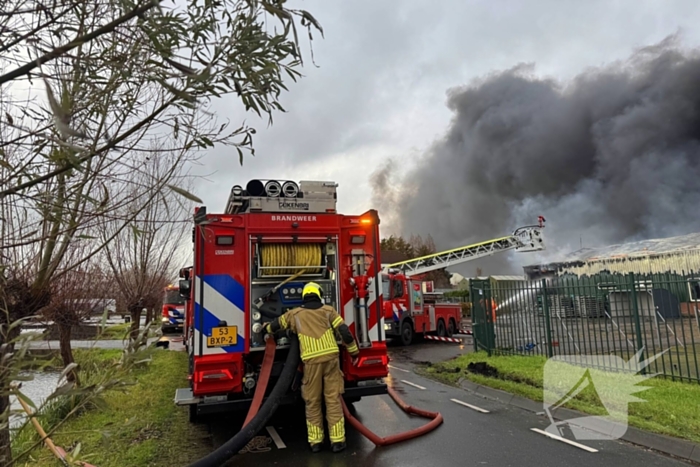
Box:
[192,0,700,274]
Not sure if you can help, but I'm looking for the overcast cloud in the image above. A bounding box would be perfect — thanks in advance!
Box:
[191,0,700,276]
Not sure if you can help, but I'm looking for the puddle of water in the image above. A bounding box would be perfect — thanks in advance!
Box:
[10,371,61,429]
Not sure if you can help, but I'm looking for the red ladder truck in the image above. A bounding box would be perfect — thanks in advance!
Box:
[174,180,389,422]
[382,223,546,345]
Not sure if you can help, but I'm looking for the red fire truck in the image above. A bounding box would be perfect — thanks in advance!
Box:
[382,224,546,345]
[382,274,462,345]
[174,180,389,422]
[161,284,186,333]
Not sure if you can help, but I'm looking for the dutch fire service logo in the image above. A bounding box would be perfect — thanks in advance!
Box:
[542,348,666,440]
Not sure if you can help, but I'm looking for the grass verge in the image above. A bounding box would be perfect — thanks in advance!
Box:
[13,348,211,466]
[419,352,700,444]
[94,323,131,340]
[94,323,160,340]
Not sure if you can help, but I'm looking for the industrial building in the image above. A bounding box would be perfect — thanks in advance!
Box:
[523,231,700,279]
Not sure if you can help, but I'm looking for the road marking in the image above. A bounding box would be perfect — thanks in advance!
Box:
[530,428,598,453]
[388,364,410,373]
[450,398,490,413]
[400,380,426,390]
[265,426,286,449]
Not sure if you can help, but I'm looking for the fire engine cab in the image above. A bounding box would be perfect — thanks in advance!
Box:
[161,284,185,333]
[174,180,389,422]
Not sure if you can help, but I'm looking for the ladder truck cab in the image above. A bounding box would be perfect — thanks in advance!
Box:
[382,223,546,345]
[382,273,462,346]
[174,179,389,422]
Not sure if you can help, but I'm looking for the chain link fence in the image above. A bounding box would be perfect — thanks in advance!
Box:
[470,273,700,383]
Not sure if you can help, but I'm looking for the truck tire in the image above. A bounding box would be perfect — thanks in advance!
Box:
[400,321,414,346]
[437,319,447,337]
[447,319,456,337]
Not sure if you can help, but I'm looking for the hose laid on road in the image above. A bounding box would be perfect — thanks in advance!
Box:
[186,335,299,467]
[341,386,443,446]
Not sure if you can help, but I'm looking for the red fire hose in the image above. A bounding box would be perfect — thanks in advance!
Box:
[242,336,277,426]
[244,337,443,450]
[341,386,443,446]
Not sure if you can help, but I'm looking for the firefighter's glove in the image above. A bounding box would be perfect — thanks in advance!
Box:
[350,349,360,366]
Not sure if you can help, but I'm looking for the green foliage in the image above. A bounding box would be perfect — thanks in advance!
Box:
[13,350,208,467]
[381,234,451,287]
[9,324,156,466]
[444,289,469,299]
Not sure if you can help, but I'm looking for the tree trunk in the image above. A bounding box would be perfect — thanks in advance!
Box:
[129,307,142,340]
[0,283,50,463]
[57,322,78,384]
[0,324,22,464]
[0,341,11,466]
[144,308,153,325]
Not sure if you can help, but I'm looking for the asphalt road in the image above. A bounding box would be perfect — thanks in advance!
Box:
[195,336,694,467]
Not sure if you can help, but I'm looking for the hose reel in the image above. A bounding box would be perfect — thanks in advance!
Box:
[259,244,323,276]
[253,243,325,314]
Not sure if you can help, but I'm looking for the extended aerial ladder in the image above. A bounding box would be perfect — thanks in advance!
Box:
[383,218,546,277]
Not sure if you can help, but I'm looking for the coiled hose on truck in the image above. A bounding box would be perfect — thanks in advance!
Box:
[186,335,300,467]
[260,243,322,276]
[254,243,323,319]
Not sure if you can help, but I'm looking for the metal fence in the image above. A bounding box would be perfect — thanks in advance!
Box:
[470,272,700,383]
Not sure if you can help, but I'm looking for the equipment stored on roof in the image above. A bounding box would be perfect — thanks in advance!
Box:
[381,220,546,345]
[174,179,389,421]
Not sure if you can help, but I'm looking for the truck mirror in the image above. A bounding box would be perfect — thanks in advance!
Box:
[179,279,191,298]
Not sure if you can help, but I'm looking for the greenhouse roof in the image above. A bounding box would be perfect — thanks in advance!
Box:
[562,231,700,263]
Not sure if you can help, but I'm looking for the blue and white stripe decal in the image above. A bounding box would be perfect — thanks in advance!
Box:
[392,303,400,322]
[194,274,246,354]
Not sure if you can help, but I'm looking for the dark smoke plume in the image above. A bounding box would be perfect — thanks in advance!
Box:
[373,36,700,275]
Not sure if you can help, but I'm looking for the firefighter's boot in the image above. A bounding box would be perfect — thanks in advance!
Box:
[331,442,346,453]
[310,443,322,453]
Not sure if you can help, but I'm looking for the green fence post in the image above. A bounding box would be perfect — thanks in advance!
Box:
[629,272,646,374]
[542,279,554,358]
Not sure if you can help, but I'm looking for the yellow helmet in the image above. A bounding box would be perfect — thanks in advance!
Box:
[302,282,323,299]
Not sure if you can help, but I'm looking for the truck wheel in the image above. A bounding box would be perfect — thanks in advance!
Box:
[437,319,447,337]
[400,321,414,346]
[447,319,456,337]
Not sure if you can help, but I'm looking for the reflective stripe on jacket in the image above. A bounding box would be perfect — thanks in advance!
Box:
[276,304,359,363]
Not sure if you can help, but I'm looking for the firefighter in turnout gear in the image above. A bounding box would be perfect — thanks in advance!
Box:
[265,282,360,453]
